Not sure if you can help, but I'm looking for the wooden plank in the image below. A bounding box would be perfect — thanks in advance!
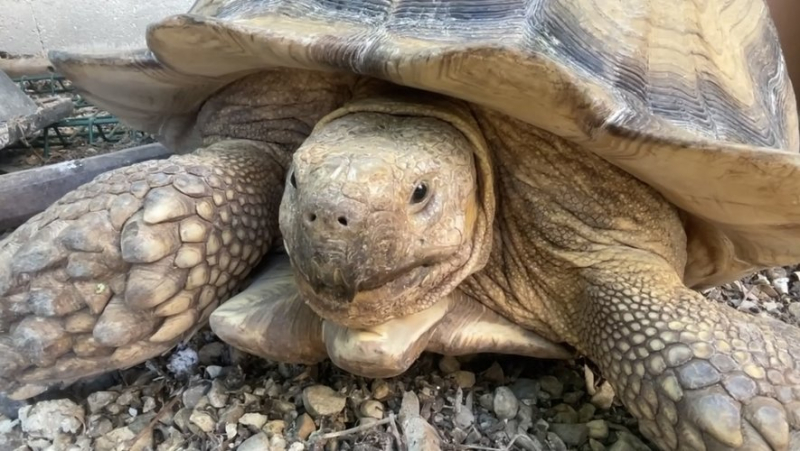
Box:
[0,143,173,230]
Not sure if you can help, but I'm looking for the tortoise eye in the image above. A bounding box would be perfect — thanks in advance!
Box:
[290,172,297,189]
[410,182,429,204]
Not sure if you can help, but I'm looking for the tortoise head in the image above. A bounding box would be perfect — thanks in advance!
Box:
[279,93,495,329]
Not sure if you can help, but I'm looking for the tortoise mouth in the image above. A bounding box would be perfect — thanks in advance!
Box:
[290,257,440,329]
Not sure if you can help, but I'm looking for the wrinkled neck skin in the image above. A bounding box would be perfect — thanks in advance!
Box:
[279,82,496,329]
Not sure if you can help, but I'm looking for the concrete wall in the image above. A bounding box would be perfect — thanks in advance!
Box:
[0,0,194,55]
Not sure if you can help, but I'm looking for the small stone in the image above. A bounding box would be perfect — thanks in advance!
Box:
[764,301,781,314]
[116,390,136,406]
[774,277,790,295]
[547,431,568,451]
[173,407,192,432]
[239,412,268,429]
[237,431,270,451]
[438,356,461,374]
[19,399,85,439]
[288,442,305,451]
[589,438,606,451]
[509,378,540,402]
[302,385,346,417]
[206,365,225,379]
[272,400,296,415]
[295,413,316,440]
[371,380,391,401]
[738,300,759,313]
[608,431,651,451]
[87,391,118,413]
[264,419,286,436]
[225,422,238,440]
[199,342,227,365]
[94,426,135,450]
[243,392,260,406]
[189,409,215,433]
[479,393,494,411]
[539,376,564,398]
[586,419,609,439]
[550,423,589,446]
[578,403,596,422]
[359,400,384,419]
[455,407,475,429]
[219,404,245,425]
[790,302,800,321]
[453,371,476,389]
[270,435,288,451]
[482,362,505,383]
[207,380,229,408]
[86,415,113,438]
[182,382,211,408]
[492,387,519,420]
[549,404,579,424]
[142,396,157,414]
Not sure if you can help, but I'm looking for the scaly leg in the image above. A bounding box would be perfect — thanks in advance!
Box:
[578,252,800,450]
[0,139,287,399]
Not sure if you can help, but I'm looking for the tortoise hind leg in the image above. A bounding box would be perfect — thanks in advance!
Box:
[0,139,287,399]
[576,253,800,451]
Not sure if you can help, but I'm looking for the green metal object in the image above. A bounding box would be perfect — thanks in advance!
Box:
[8,73,152,157]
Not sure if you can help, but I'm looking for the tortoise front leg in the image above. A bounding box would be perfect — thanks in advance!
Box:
[0,139,287,399]
[577,252,800,451]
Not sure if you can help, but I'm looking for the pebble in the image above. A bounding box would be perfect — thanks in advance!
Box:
[479,393,494,411]
[225,423,237,440]
[219,404,245,425]
[359,400,384,419]
[173,407,192,432]
[549,404,579,424]
[295,413,316,440]
[270,434,288,451]
[454,407,475,429]
[19,399,85,439]
[239,413,268,429]
[608,431,651,451]
[167,347,199,377]
[547,431,568,451]
[302,385,346,417]
[86,415,113,438]
[482,362,505,383]
[207,380,229,408]
[492,387,519,420]
[578,403,596,422]
[764,301,781,314]
[288,442,305,451]
[453,371,476,389]
[206,365,225,379]
[539,376,564,398]
[509,378,540,402]
[371,380,391,401]
[586,419,609,439]
[738,300,759,313]
[589,438,607,451]
[94,426,135,451]
[439,356,461,374]
[265,420,286,436]
[87,392,118,413]
[199,342,227,365]
[182,382,211,409]
[237,431,270,451]
[550,423,589,446]
[189,409,215,433]
[142,396,157,414]
[789,302,800,320]
[774,277,790,295]
[116,390,136,406]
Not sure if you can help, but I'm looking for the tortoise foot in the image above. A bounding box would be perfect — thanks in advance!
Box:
[0,140,284,399]
[582,264,800,451]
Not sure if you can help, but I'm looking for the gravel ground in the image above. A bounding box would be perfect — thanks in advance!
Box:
[1,263,800,451]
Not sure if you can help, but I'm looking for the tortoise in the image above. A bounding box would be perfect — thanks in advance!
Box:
[1,0,800,449]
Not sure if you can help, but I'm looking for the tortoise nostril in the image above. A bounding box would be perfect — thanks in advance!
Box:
[337,216,348,226]
[306,213,317,223]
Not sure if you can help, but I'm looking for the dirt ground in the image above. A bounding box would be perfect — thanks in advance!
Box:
[2,92,800,451]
